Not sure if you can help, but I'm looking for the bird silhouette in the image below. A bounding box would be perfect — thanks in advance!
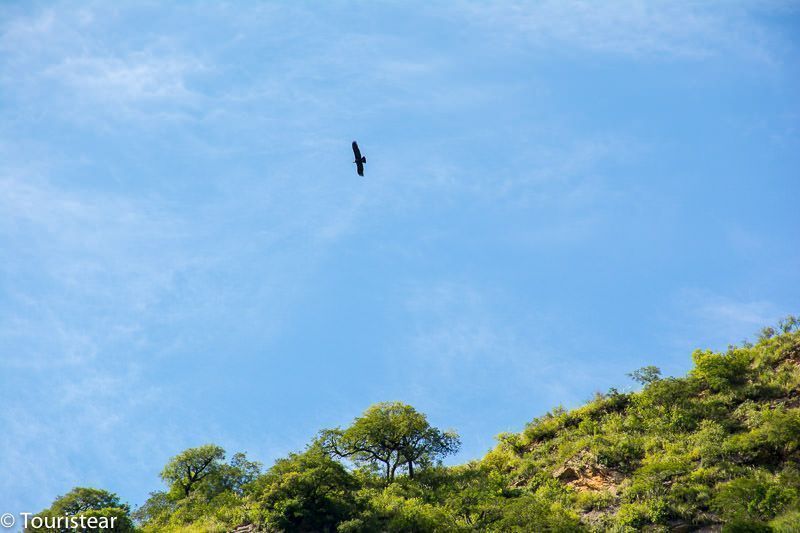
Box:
[352,141,366,176]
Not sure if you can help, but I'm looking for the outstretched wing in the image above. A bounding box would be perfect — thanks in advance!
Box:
[352,141,364,176]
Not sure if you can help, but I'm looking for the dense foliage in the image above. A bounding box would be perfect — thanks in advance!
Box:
[32,319,800,531]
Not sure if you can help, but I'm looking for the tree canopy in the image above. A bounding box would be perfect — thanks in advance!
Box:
[29,487,135,533]
[321,401,461,481]
[160,444,226,498]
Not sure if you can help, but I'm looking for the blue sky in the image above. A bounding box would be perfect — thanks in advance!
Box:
[1,0,798,513]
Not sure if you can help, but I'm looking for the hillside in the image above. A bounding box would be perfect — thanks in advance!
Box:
[481,318,800,531]
[30,319,800,532]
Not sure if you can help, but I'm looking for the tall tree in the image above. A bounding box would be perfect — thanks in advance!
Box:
[321,401,460,481]
[160,444,226,497]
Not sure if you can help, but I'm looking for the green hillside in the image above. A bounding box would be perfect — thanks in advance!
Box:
[31,319,800,532]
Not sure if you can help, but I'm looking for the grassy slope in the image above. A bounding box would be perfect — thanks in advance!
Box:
[480,325,800,530]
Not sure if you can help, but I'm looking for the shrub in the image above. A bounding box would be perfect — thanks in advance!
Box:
[574,490,615,512]
[616,501,650,529]
[490,495,581,532]
[691,349,751,392]
[713,472,798,523]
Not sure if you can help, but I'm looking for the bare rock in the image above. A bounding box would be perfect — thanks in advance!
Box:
[553,450,624,494]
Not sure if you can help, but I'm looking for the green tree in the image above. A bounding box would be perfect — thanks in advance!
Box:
[251,444,359,532]
[627,365,662,385]
[321,402,460,482]
[436,464,509,529]
[29,487,136,533]
[48,487,129,515]
[218,452,262,495]
[131,491,173,527]
[137,445,260,530]
[777,315,799,334]
[160,444,226,498]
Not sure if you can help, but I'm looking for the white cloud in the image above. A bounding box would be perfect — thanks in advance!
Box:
[401,281,590,396]
[455,0,788,63]
[406,282,512,367]
[1,4,206,125]
[667,288,782,352]
[0,171,189,363]
[44,53,204,104]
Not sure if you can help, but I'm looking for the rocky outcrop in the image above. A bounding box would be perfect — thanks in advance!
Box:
[553,450,624,494]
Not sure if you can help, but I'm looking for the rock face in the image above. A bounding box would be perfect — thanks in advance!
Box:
[553,450,624,494]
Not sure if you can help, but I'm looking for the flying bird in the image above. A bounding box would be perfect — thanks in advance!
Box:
[352,141,366,176]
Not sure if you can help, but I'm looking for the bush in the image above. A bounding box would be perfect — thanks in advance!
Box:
[593,435,645,471]
[490,495,581,532]
[616,501,650,529]
[344,488,457,532]
[627,456,689,501]
[574,490,615,511]
[724,408,800,466]
[691,349,751,391]
[713,472,798,523]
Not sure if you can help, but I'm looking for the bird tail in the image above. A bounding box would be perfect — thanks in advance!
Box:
[361,156,367,163]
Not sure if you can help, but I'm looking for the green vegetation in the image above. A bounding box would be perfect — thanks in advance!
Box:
[320,402,461,482]
[32,319,800,531]
[28,487,136,532]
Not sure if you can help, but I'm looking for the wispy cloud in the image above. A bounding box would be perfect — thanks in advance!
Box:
[45,53,204,104]
[400,281,600,403]
[1,5,205,127]
[665,288,782,353]
[454,0,791,63]
[393,279,633,460]
[0,172,187,358]
[405,282,515,371]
